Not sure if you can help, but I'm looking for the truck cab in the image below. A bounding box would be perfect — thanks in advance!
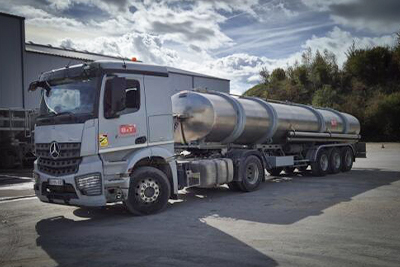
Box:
[31,61,178,214]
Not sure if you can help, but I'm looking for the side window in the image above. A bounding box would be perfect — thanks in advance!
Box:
[121,79,140,115]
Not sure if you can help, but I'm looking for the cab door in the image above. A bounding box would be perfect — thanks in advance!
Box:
[98,73,147,154]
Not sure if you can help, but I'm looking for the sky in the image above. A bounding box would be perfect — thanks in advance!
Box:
[1,0,399,94]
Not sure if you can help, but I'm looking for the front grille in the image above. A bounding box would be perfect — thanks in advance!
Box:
[36,142,81,176]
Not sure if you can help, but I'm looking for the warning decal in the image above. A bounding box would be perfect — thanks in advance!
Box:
[99,134,109,147]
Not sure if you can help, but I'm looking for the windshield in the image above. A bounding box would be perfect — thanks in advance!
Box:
[39,77,98,117]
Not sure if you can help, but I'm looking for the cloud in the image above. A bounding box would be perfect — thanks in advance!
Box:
[1,0,397,95]
[191,52,302,94]
[127,1,234,50]
[303,26,397,66]
[302,0,400,33]
[57,26,397,95]
[59,32,179,66]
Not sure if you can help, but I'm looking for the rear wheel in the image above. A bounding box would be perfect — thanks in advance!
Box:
[328,148,342,174]
[125,166,171,215]
[236,155,264,192]
[311,149,329,176]
[341,147,354,172]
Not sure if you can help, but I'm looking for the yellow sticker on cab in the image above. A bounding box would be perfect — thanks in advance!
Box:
[99,134,109,147]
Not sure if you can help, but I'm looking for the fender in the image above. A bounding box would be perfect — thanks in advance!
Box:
[124,146,178,194]
[307,143,356,162]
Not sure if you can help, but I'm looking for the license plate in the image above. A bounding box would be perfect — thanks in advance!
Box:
[49,178,64,186]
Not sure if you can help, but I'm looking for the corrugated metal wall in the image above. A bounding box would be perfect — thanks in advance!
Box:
[0,14,24,108]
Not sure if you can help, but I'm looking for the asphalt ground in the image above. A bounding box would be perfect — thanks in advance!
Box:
[0,143,399,267]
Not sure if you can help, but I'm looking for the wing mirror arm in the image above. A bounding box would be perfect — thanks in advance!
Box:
[28,80,51,96]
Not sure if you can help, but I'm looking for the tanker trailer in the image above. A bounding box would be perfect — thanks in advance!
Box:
[173,89,366,183]
[30,61,366,215]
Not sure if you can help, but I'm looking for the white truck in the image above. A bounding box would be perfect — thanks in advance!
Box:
[29,60,366,215]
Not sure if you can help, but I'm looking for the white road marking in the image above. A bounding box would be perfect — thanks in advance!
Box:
[0,182,34,190]
[0,196,36,203]
[0,175,32,180]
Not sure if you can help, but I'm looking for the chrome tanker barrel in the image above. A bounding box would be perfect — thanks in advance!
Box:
[172,90,361,145]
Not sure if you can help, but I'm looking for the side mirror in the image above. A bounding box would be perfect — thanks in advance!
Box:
[105,77,126,119]
[28,80,51,96]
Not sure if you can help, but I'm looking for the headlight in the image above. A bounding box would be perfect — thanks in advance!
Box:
[75,173,102,196]
[33,172,40,184]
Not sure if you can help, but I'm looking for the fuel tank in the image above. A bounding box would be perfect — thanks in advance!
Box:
[172,90,360,145]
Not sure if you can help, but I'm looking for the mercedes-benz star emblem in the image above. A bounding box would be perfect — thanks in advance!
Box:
[49,141,60,159]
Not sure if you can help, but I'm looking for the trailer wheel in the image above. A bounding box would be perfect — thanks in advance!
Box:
[237,155,264,192]
[328,148,342,174]
[341,147,354,172]
[311,149,329,176]
[268,168,283,176]
[125,166,171,215]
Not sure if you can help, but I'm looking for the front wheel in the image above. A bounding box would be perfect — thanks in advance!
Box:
[125,167,171,215]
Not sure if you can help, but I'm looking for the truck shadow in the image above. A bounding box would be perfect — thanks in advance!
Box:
[35,211,277,267]
[34,168,399,266]
[169,168,400,225]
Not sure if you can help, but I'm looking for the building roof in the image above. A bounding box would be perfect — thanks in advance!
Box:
[0,11,25,20]
[25,42,130,62]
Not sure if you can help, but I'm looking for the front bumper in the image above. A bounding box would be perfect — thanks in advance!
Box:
[34,155,107,207]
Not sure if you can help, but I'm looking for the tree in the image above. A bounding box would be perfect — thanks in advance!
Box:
[270,68,286,82]
[259,67,270,84]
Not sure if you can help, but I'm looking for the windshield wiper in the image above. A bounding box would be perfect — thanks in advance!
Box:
[53,111,74,117]
[37,111,73,119]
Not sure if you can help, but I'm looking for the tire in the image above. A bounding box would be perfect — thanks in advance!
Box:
[341,147,354,172]
[237,155,264,192]
[311,149,329,177]
[268,167,283,176]
[125,166,171,216]
[328,148,342,174]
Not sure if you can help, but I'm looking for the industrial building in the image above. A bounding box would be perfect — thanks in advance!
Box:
[0,11,229,168]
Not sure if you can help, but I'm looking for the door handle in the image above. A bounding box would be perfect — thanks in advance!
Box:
[135,136,147,144]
